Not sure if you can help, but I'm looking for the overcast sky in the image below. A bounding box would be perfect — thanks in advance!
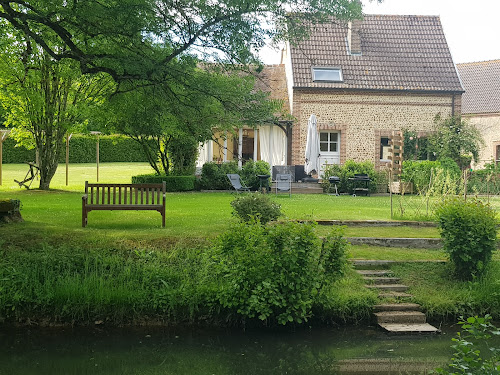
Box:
[260,0,500,64]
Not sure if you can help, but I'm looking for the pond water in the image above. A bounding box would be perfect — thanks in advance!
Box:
[0,323,479,375]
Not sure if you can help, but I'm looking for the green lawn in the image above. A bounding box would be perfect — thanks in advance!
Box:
[0,162,495,247]
[1,163,499,324]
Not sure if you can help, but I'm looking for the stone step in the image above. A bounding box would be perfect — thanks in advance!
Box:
[352,260,396,269]
[373,303,421,312]
[363,276,400,284]
[378,322,441,334]
[356,270,393,277]
[378,291,413,299]
[271,182,324,194]
[336,358,444,374]
[375,311,427,324]
[366,284,408,292]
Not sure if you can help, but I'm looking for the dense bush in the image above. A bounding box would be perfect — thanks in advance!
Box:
[467,162,500,195]
[207,221,348,325]
[230,193,282,224]
[436,198,497,280]
[198,161,240,190]
[401,160,441,193]
[435,315,500,374]
[401,158,461,194]
[131,174,195,192]
[240,160,271,191]
[321,226,349,278]
[2,135,151,163]
[167,136,198,176]
[321,160,378,194]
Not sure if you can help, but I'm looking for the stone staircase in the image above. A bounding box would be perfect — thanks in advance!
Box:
[270,181,324,194]
[354,260,440,335]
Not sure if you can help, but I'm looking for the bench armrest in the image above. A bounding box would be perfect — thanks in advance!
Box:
[82,194,88,202]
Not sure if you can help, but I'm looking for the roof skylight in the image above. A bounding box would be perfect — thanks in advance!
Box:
[312,67,343,82]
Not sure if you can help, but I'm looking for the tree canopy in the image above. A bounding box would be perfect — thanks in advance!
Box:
[429,115,484,170]
[0,0,364,188]
[0,0,362,89]
[103,63,283,174]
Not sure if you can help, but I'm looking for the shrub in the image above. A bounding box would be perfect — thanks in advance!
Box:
[207,220,348,325]
[240,160,271,191]
[434,315,500,374]
[321,226,349,279]
[435,198,497,280]
[401,160,441,193]
[467,162,500,195]
[198,161,239,190]
[401,158,461,195]
[131,174,195,192]
[167,136,198,176]
[230,193,282,224]
[321,160,378,194]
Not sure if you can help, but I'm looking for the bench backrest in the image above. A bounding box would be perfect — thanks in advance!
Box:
[84,182,166,206]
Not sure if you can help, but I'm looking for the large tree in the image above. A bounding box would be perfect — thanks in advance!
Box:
[0,38,113,189]
[0,0,362,88]
[0,0,363,187]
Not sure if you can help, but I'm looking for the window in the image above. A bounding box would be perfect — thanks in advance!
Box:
[320,132,339,153]
[380,137,390,160]
[312,67,343,82]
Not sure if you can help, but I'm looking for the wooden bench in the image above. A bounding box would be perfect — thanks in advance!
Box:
[82,181,166,227]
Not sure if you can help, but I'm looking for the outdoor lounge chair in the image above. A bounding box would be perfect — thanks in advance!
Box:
[227,174,251,193]
[275,174,292,197]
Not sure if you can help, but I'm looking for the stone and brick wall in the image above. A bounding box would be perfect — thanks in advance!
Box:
[464,113,500,168]
[291,90,460,168]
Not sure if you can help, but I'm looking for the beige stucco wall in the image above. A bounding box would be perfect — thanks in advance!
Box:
[465,114,500,168]
[291,90,460,167]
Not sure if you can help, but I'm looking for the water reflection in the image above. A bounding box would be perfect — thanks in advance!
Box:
[0,324,460,374]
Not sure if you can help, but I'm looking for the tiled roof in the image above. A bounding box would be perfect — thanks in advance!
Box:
[290,15,463,92]
[254,64,290,114]
[457,60,500,114]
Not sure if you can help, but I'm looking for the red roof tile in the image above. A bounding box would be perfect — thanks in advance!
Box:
[457,60,500,114]
[290,15,463,92]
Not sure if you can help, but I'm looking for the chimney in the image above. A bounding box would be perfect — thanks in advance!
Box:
[347,20,362,55]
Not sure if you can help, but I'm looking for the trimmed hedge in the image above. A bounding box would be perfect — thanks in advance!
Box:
[2,135,150,163]
[2,138,35,163]
[131,174,195,192]
[321,160,379,194]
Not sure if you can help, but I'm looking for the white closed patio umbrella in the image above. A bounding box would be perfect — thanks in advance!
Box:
[304,114,320,175]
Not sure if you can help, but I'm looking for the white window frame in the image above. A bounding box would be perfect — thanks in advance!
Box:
[312,67,343,82]
[380,136,391,162]
[320,131,339,153]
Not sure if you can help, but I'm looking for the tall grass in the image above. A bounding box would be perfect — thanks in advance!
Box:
[0,243,210,324]
[391,261,500,320]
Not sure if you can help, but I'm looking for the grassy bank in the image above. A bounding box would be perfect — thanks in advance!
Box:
[391,261,500,320]
[1,163,499,326]
[0,229,377,326]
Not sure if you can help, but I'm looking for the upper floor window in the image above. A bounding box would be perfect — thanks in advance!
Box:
[312,67,343,82]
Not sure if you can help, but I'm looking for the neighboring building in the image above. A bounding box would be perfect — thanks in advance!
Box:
[197,64,291,169]
[284,15,464,175]
[456,60,500,168]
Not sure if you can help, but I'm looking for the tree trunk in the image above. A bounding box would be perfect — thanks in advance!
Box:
[36,130,64,190]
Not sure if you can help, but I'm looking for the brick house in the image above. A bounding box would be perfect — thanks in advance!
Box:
[283,15,464,175]
[456,60,500,168]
